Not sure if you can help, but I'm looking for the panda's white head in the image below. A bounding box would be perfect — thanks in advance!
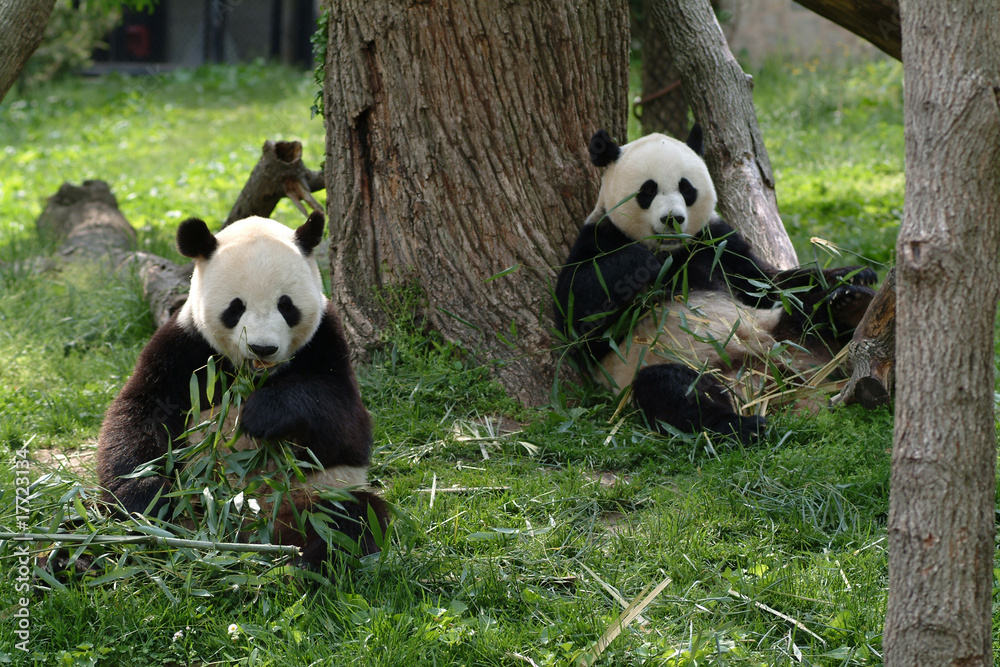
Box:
[176,213,327,373]
[587,126,717,249]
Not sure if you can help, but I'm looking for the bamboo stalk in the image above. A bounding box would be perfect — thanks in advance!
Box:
[0,532,300,557]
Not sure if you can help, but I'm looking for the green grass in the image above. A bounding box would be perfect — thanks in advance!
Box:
[0,57,931,665]
[754,58,905,268]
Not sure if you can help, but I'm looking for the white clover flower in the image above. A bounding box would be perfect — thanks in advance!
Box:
[172,630,184,642]
[228,623,240,640]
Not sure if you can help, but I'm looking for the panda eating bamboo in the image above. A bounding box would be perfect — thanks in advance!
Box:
[97,213,389,569]
[555,126,877,441]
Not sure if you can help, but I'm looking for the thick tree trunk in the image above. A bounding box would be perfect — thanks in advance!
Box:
[0,0,56,103]
[883,1,1000,665]
[323,1,629,406]
[649,0,798,269]
[792,0,901,61]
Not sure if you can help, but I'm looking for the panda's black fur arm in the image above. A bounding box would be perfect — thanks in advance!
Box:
[239,302,372,469]
[555,220,662,359]
[670,220,878,309]
[667,220,775,304]
[97,315,216,516]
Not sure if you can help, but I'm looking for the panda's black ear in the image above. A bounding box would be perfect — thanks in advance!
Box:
[686,124,704,157]
[176,217,217,259]
[589,130,621,167]
[294,211,325,255]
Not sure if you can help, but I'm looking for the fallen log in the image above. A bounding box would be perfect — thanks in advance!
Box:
[33,180,189,327]
[30,142,324,326]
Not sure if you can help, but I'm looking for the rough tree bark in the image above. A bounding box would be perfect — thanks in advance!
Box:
[634,0,739,140]
[222,140,324,229]
[0,0,56,103]
[323,1,629,406]
[649,0,798,269]
[883,1,1000,665]
[831,267,895,409]
[792,0,901,60]
[635,0,689,139]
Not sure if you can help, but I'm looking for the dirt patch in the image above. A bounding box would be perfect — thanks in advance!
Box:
[32,440,98,481]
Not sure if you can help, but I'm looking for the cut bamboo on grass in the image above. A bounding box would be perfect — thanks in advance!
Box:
[727,588,826,645]
[0,532,301,557]
[417,486,512,495]
[577,575,672,666]
[581,563,650,626]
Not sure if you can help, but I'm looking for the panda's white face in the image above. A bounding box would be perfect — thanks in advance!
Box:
[591,133,717,250]
[177,216,326,373]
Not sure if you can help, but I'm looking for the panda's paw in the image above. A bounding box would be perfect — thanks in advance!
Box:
[240,389,297,441]
[711,414,766,443]
[734,415,767,443]
[826,284,876,329]
[827,266,878,287]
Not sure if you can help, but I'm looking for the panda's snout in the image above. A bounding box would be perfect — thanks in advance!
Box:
[248,343,279,358]
[660,213,685,227]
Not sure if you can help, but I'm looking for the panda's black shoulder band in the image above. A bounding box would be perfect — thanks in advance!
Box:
[294,212,326,255]
[589,130,621,167]
[176,217,217,259]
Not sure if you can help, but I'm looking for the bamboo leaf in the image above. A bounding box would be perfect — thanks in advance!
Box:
[85,566,146,587]
[206,355,217,404]
[483,263,521,283]
[189,371,201,417]
[436,307,481,331]
[592,260,610,298]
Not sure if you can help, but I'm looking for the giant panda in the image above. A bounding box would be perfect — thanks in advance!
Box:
[97,212,389,568]
[554,126,877,441]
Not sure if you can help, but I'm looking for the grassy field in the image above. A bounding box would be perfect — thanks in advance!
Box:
[0,57,966,666]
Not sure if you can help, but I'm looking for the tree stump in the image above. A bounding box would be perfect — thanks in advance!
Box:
[222,140,324,229]
[831,267,896,409]
[37,180,135,258]
[33,142,321,327]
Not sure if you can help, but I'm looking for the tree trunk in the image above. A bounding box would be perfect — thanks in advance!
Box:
[792,0,901,61]
[635,0,689,139]
[883,1,1000,664]
[649,0,798,269]
[0,0,56,103]
[323,1,629,406]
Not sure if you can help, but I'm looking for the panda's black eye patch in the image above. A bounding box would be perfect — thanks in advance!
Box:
[221,298,246,329]
[679,178,698,207]
[278,295,301,327]
[636,179,658,209]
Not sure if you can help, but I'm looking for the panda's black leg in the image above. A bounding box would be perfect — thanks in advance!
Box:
[292,491,392,572]
[632,364,765,443]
